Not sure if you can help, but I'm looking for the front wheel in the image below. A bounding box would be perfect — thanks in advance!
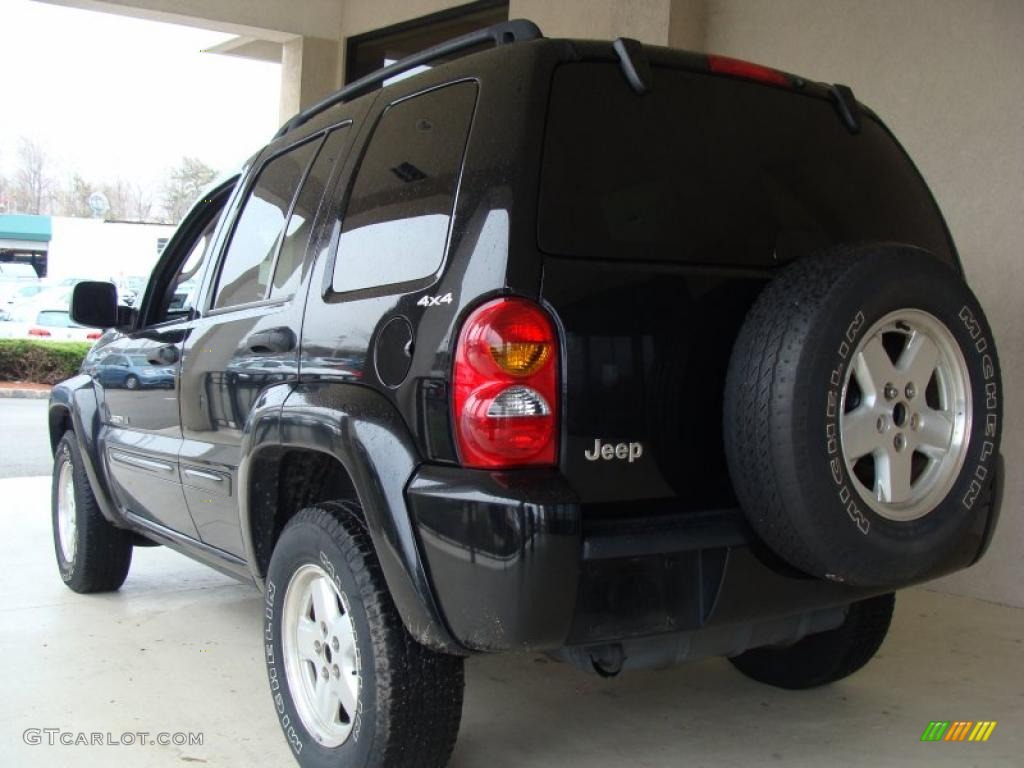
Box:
[728,593,895,689]
[52,432,133,592]
[264,502,464,768]
[124,375,139,390]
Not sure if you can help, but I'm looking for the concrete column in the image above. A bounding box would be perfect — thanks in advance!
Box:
[279,35,342,124]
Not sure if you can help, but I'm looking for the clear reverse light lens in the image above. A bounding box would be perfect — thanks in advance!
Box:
[486,385,551,418]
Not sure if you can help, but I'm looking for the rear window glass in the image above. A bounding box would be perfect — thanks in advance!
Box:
[37,311,76,327]
[539,63,953,266]
[331,81,477,293]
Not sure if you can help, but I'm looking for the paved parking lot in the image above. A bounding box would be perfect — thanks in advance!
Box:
[0,399,52,478]
[0,407,1021,767]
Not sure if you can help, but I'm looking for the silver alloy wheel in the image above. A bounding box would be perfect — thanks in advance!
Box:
[840,309,971,521]
[57,459,77,563]
[281,563,360,747]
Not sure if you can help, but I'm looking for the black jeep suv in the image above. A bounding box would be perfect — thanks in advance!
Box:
[51,20,1002,768]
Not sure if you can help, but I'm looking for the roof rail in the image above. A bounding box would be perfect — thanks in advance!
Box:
[274,18,543,139]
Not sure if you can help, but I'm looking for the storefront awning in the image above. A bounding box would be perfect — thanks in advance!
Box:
[0,214,51,252]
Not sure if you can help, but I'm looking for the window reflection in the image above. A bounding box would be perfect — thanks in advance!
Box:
[214,140,319,309]
[332,82,477,293]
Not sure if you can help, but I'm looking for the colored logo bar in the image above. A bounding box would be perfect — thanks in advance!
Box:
[921,721,997,742]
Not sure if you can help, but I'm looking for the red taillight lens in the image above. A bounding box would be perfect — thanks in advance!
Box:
[453,298,558,468]
[707,54,790,87]
[87,331,102,340]
[28,327,51,337]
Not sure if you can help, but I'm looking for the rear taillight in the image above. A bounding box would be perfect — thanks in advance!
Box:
[28,327,51,337]
[86,331,102,340]
[707,54,790,87]
[453,297,558,468]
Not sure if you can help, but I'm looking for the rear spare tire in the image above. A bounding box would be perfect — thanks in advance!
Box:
[724,245,1001,586]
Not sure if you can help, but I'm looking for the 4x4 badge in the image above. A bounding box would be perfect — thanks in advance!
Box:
[417,292,453,307]
[584,439,643,463]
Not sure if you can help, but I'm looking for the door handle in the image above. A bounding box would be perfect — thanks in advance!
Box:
[245,328,296,355]
[147,345,179,365]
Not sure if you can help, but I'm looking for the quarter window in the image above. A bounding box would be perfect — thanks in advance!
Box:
[213,139,321,309]
[331,82,476,293]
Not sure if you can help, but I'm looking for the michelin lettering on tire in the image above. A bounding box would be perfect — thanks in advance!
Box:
[826,309,871,536]
[265,578,305,757]
[957,304,999,511]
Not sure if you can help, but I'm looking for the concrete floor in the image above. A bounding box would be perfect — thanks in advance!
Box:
[1,473,1021,767]
[0,399,53,478]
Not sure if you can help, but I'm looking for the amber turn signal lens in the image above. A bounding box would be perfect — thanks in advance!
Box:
[489,341,551,376]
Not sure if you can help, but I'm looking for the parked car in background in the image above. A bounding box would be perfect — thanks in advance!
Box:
[0,263,39,280]
[1,281,46,310]
[94,352,174,389]
[0,305,100,341]
[117,276,149,307]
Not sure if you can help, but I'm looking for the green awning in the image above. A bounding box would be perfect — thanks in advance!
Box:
[0,214,52,243]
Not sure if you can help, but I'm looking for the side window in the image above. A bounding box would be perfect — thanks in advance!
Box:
[213,139,321,309]
[331,82,477,293]
[147,193,230,327]
[166,213,219,318]
[270,126,351,299]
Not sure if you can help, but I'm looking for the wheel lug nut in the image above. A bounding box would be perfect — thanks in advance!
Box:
[320,621,327,635]
[321,666,329,680]
[884,383,898,401]
[894,433,906,451]
[332,637,340,652]
[910,413,920,430]
[876,415,888,433]
[332,664,340,679]
[905,382,916,399]
[314,640,323,654]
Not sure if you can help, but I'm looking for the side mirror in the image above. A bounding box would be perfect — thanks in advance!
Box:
[70,281,118,329]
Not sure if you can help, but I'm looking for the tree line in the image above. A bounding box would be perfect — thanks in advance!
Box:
[0,137,217,225]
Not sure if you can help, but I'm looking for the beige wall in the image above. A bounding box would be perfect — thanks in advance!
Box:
[704,0,1024,607]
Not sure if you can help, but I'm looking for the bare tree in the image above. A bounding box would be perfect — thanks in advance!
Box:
[59,173,94,218]
[161,156,216,223]
[102,178,131,220]
[127,182,154,222]
[14,138,55,214]
[0,171,10,214]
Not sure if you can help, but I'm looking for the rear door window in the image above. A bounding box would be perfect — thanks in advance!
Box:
[331,82,477,293]
[270,126,351,299]
[213,138,321,309]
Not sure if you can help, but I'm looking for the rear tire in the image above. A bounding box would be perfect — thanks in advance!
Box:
[51,432,133,593]
[264,501,464,768]
[724,245,1001,585]
[729,593,895,689]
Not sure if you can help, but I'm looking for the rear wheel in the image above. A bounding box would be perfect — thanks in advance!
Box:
[51,432,133,592]
[264,502,464,768]
[729,593,895,689]
[124,375,139,390]
[724,245,1001,585]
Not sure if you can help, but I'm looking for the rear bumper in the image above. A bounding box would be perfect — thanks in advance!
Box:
[406,464,997,656]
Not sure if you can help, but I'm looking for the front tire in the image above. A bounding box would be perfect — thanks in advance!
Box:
[124,375,139,390]
[264,502,464,768]
[51,432,133,592]
[729,593,895,689]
